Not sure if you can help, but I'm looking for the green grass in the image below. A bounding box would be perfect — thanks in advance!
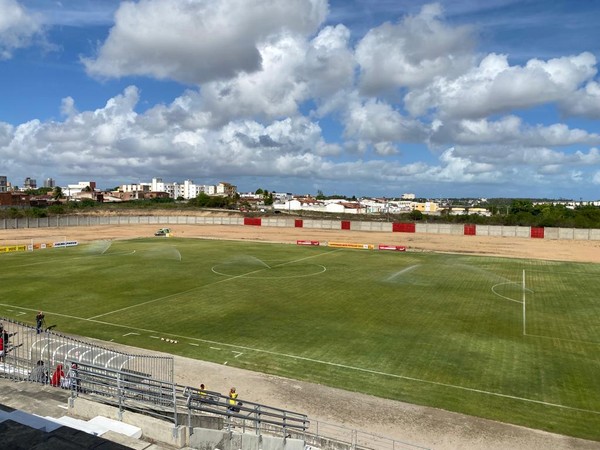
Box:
[1,237,600,440]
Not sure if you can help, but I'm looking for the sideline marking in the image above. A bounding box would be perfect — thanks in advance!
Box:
[88,249,341,320]
[2,302,598,417]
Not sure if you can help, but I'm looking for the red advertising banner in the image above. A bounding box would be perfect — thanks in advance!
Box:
[295,219,303,228]
[378,245,407,251]
[243,217,262,226]
[341,220,351,230]
[464,224,476,236]
[392,222,416,233]
[530,227,545,238]
[296,240,320,246]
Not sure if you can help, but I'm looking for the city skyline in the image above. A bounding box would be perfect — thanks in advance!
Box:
[1,1,599,199]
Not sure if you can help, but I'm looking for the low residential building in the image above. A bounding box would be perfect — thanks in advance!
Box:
[273,197,368,214]
[63,181,96,200]
[0,192,30,207]
[442,207,492,217]
[413,201,440,213]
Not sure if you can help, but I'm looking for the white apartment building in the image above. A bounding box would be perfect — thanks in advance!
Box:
[149,178,232,199]
[63,181,96,198]
[121,183,151,193]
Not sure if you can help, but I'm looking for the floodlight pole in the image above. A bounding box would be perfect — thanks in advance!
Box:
[522,269,526,336]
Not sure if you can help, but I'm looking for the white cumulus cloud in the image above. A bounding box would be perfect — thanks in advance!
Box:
[355,3,474,94]
[83,0,328,84]
[406,52,597,118]
[0,0,42,59]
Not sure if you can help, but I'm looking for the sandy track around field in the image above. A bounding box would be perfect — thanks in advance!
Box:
[2,223,600,449]
[3,223,600,263]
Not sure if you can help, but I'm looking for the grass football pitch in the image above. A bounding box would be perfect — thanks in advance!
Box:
[1,237,599,440]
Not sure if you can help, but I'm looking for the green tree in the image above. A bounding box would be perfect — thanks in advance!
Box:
[409,210,424,221]
[52,186,64,200]
[510,199,533,215]
[264,191,274,206]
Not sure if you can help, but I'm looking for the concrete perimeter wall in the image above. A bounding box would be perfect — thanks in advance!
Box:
[1,215,600,241]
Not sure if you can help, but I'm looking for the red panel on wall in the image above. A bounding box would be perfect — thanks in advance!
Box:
[530,227,544,238]
[392,222,416,233]
[244,217,262,226]
[464,224,476,236]
[295,219,303,228]
[341,220,351,230]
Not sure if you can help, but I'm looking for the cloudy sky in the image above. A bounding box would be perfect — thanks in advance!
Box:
[1,0,599,199]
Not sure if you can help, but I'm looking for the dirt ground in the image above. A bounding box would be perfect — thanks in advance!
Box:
[2,223,600,449]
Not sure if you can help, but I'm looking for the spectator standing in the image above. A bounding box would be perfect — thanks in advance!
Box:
[228,387,239,412]
[36,311,45,334]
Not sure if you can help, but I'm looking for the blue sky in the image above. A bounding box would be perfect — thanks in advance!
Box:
[1,0,599,199]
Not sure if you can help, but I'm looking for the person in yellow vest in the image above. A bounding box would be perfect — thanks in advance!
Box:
[198,383,207,401]
[228,387,239,412]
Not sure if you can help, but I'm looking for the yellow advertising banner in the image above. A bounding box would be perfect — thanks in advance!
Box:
[327,242,374,250]
[0,245,27,253]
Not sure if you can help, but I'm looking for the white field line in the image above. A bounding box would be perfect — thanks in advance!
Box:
[520,270,600,346]
[490,282,527,304]
[88,249,342,320]
[2,301,599,417]
[492,281,533,303]
[212,264,326,279]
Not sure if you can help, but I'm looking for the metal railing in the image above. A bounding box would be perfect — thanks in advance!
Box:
[303,420,430,450]
[1,317,427,450]
[183,386,309,437]
[66,360,179,425]
[0,317,174,384]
